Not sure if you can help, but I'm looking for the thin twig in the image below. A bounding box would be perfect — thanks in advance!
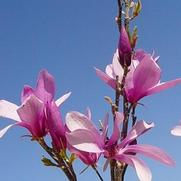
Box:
[37,138,58,163]
[92,166,104,181]
[131,104,137,126]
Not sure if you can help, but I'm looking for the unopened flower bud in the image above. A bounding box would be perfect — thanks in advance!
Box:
[118,26,132,67]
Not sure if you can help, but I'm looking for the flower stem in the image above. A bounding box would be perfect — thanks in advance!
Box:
[37,138,77,181]
[110,160,128,181]
[110,67,130,181]
[92,166,104,181]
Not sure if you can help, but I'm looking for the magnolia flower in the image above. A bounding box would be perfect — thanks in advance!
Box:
[95,50,181,103]
[66,111,174,181]
[171,122,181,136]
[0,70,70,150]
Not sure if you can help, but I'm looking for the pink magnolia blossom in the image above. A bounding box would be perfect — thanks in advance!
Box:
[66,111,174,181]
[95,50,181,103]
[0,70,70,150]
[171,122,181,136]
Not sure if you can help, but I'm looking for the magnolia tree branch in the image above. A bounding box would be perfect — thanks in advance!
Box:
[110,76,121,181]
[124,0,130,31]
[116,0,123,31]
[110,65,130,181]
[110,0,138,180]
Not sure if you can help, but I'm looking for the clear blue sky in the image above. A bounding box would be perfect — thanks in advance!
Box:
[0,0,181,180]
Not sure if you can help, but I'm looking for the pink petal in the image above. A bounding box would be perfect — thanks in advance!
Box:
[85,107,92,120]
[49,102,64,131]
[66,129,103,153]
[133,55,161,88]
[68,145,99,165]
[101,113,109,142]
[0,100,21,122]
[0,124,15,138]
[55,92,71,107]
[150,50,159,62]
[134,49,147,61]
[107,112,124,146]
[105,64,115,79]
[17,95,43,123]
[46,101,65,150]
[21,85,34,103]
[129,56,161,102]
[124,144,175,166]
[146,78,181,96]
[17,95,44,137]
[114,154,152,181]
[171,124,181,136]
[112,50,124,77]
[125,63,135,90]
[35,70,55,102]
[95,68,116,89]
[119,121,154,148]
[66,111,99,134]
[129,155,152,181]
[154,56,159,62]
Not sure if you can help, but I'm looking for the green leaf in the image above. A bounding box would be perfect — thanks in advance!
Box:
[133,0,142,17]
[131,26,138,49]
[41,156,55,166]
